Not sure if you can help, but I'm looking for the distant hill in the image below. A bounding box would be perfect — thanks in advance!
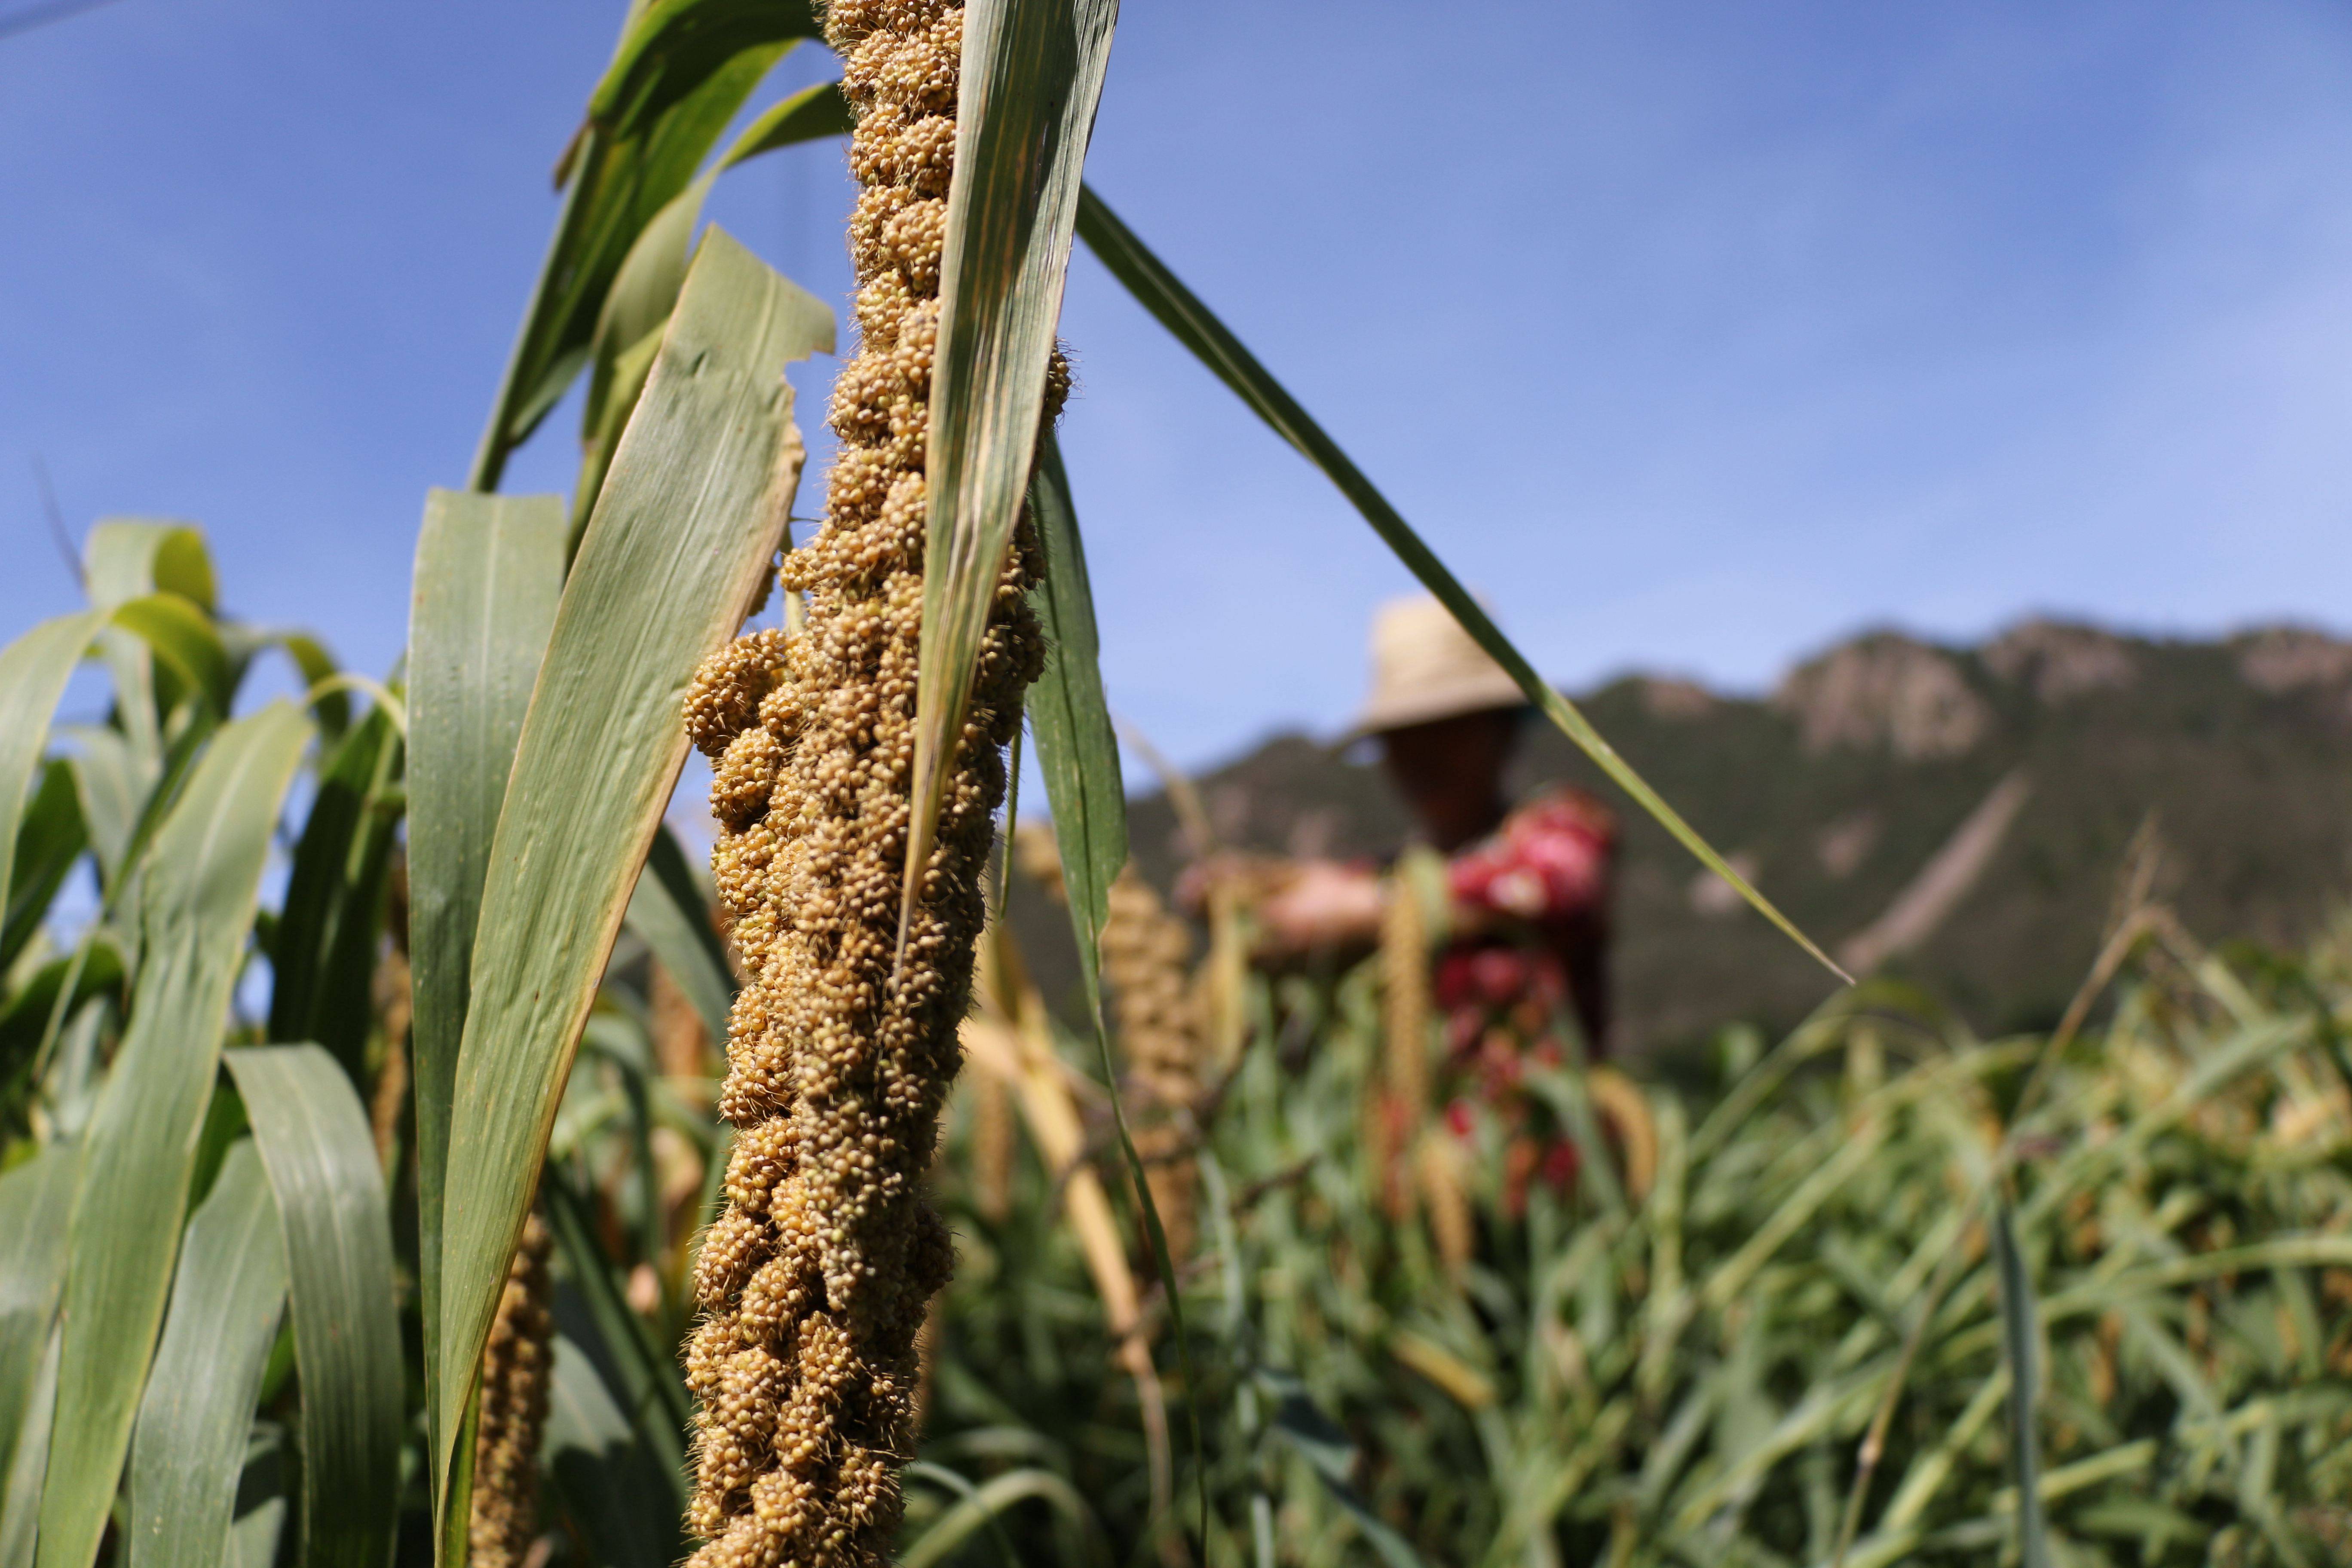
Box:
[1027,621,2352,1056]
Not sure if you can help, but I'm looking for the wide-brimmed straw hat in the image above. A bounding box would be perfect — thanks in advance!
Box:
[1348,594,1528,737]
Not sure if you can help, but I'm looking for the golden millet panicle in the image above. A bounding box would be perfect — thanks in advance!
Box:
[968,1065,1014,1223]
[469,1210,554,1568]
[1101,870,1205,1259]
[1372,854,1433,1222]
[678,1,1063,1560]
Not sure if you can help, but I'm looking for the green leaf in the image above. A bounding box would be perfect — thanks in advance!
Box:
[0,1332,57,1568]
[109,594,231,719]
[544,1334,685,1568]
[1023,433,1124,1004]
[87,714,228,940]
[470,26,786,489]
[571,91,837,549]
[405,490,567,1471]
[81,523,219,774]
[623,824,736,1050]
[1991,1201,2052,1568]
[217,626,350,742]
[586,0,823,139]
[82,521,214,614]
[542,1173,689,1492]
[898,1464,1096,1568]
[595,77,846,393]
[37,702,309,1568]
[0,1149,77,1494]
[432,228,818,1519]
[61,728,142,887]
[1261,1370,1429,1568]
[83,523,214,777]
[224,1045,402,1568]
[0,612,102,938]
[125,1142,289,1568]
[0,940,124,1086]
[266,704,404,1081]
[225,1438,288,1568]
[1072,186,1848,983]
[1022,431,1207,1542]
[3,762,87,978]
[274,631,349,740]
[723,74,852,160]
[902,0,1119,951]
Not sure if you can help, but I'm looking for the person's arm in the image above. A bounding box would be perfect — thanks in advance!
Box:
[1254,858,1386,955]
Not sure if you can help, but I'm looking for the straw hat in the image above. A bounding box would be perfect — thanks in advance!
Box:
[1350,594,1528,736]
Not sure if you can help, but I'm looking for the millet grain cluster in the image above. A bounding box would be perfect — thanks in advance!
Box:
[678,0,1065,1561]
[1101,871,1206,1259]
[468,1210,554,1568]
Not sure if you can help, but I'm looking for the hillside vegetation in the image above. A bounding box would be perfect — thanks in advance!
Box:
[1089,622,2352,1052]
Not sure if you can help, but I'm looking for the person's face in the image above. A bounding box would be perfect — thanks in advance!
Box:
[1377,709,1518,845]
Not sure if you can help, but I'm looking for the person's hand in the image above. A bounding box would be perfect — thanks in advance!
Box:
[1257,860,1385,954]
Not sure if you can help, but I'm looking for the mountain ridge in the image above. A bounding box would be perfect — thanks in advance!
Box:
[1076,618,2352,1054]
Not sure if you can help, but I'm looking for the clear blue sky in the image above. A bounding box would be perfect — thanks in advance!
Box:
[5,0,2350,767]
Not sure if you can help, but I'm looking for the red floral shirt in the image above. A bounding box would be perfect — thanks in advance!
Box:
[1433,787,1616,1204]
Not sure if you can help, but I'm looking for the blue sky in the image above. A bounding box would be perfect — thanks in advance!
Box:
[5,0,2351,768]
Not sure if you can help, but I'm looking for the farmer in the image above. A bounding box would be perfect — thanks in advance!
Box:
[1179,596,1625,1211]
[1188,597,1620,1210]
[1237,595,1617,1052]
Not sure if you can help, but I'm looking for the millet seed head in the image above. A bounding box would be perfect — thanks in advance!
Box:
[677,1,1060,1560]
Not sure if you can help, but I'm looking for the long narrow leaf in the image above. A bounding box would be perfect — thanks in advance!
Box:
[1023,434,1123,999]
[1991,1202,2052,1568]
[901,0,1119,948]
[125,1142,289,1568]
[37,702,309,1568]
[0,612,101,929]
[470,26,784,488]
[899,1466,1096,1568]
[81,522,217,775]
[0,1333,58,1568]
[1023,431,1208,1539]
[433,227,819,1512]
[588,74,846,418]
[62,728,141,888]
[226,1045,401,1568]
[1262,1372,1428,1568]
[0,945,121,1090]
[406,488,567,1467]
[468,138,600,491]
[571,81,837,548]
[585,0,822,140]
[109,594,231,718]
[1073,187,1845,982]
[0,1150,77,1491]
[248,627,349,740]
[81,521,214,612]
[266,705,403,1081]
[542,1174,690,1488]
[1,763,88,978]
[544,1335,683,1568]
